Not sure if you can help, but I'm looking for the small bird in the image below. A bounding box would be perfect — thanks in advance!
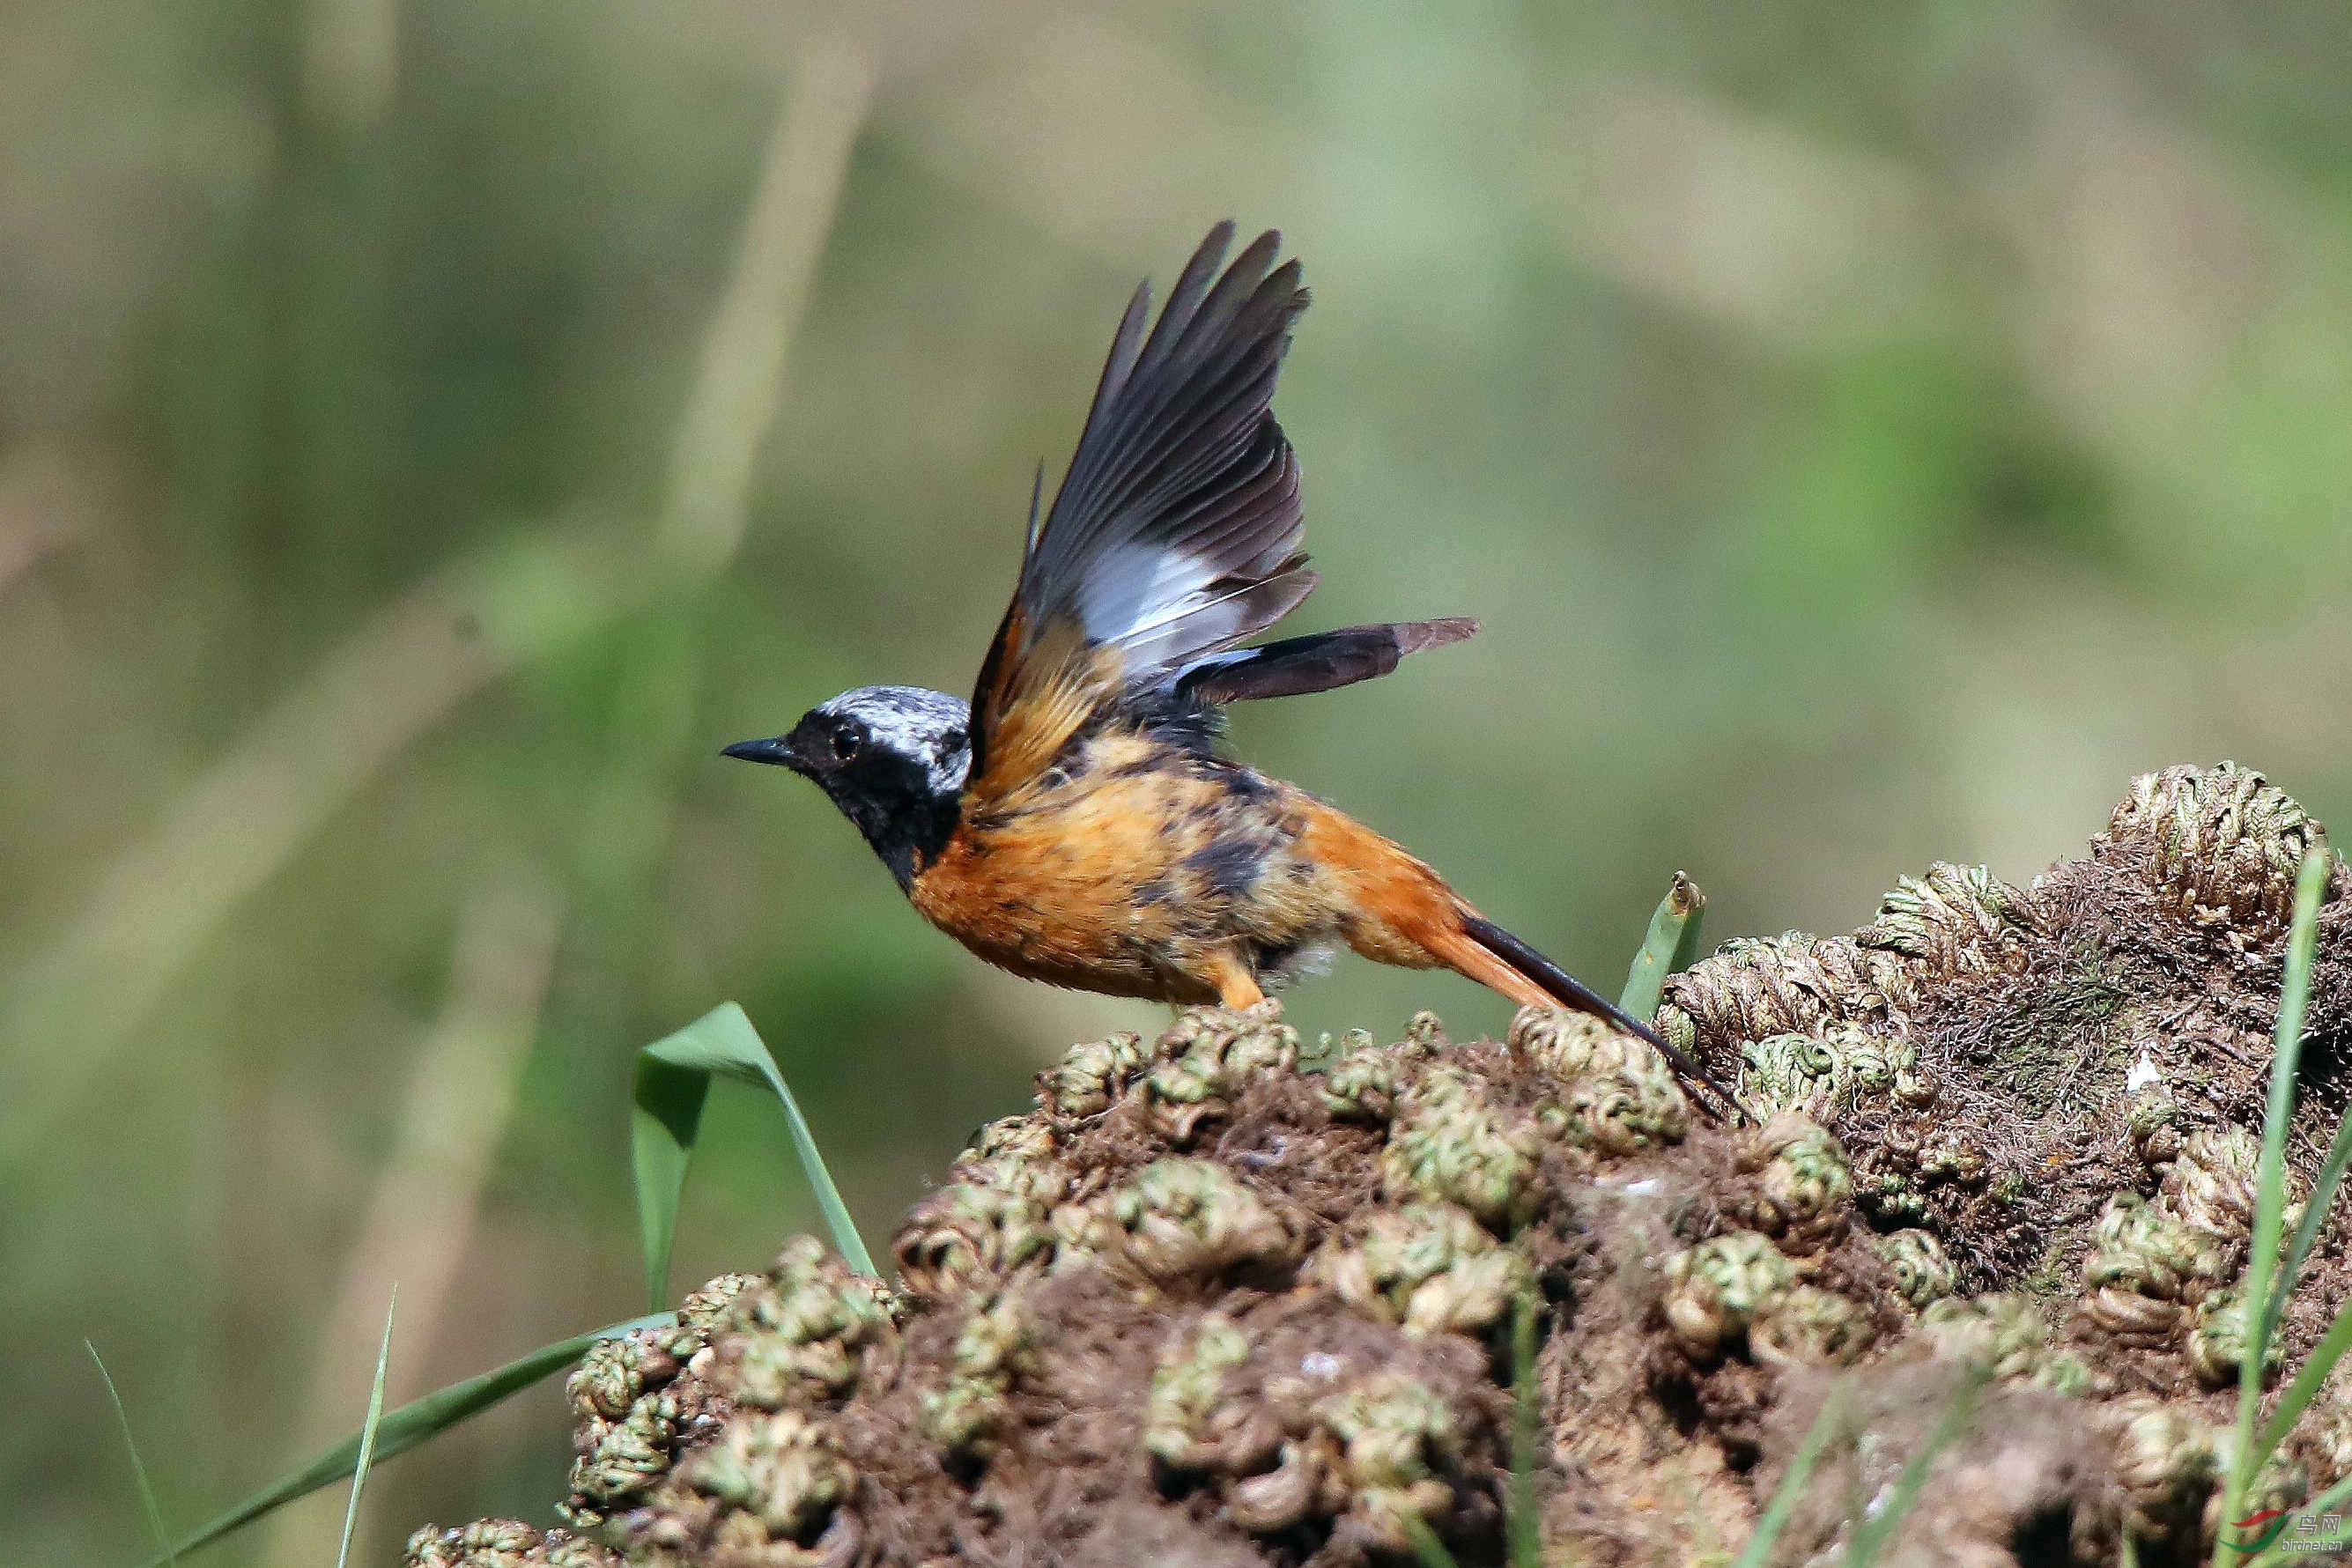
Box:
[727,223,1729,1113]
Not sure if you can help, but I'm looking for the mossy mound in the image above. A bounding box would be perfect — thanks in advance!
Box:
[407,763,2352,1567]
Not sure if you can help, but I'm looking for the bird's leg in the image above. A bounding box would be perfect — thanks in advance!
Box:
[1201,950,1267,1010]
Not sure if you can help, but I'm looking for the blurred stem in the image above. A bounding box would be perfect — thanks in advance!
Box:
[0,529,622,1169]
[259,876,561,1568]
[571,40,874,1014]
[333,1288,397,1568]
[88,1342,176,1568]
[2216,845,2333,1565]
[1507,1288,1541,1568]
[0,40,876,1174]
[302,0,398,132]
[660,41,874,575]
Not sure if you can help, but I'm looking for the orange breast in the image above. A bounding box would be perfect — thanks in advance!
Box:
[908,725,1474,1002]
[910,730,1235,1001]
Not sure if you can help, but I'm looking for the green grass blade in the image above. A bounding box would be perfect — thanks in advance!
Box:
[2263,1090,2352,1358]
[1732,1384,1846,1568]
[2256,847,2345,1361]
[1509,1288,1542,1568]
[638,1002,875,1276]
[2257,1289,2352,1467]
[138,1311,673,1568]
[1402,1514,1463,1568]
[2218,844,2332,1562]
[632,1052,712,1310]
[1846,1367,1987,1567]
[88,1342,174,1568]
[1619,872,1706,1024]
[334,1288,397,1568]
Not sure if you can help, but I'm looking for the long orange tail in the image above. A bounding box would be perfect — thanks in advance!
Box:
[1291,794,1740,1119]
[1428,911,1741,1121]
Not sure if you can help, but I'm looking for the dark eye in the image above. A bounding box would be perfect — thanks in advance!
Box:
[831,727,862,762]
[943,729,967,752]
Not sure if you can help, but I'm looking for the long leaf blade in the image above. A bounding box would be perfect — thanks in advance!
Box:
[632,1052,712,1310]
[2220,844,2333,1551]
[1733,1385,1846,1568]
[638,1002,875,1276]
[1620,872,1706,1024]
[335,1288,398,1568]
[2256,847,2346,1368]
[1508,1288,1542,1568]
[140,1312,674,1568]
[2258,1289,2352,1465]
[89,1342,175,1568]
[2262,1085,2352,1357]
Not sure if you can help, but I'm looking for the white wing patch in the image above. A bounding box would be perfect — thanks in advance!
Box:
[1074,541,1224,647]
[1069,539,1313,684]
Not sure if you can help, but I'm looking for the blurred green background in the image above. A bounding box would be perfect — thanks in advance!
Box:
[9,0,2352,1560]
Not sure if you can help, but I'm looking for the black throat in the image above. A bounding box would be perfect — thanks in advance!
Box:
[819,763,962,891]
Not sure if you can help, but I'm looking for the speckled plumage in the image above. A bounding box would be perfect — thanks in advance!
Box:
[727,223,1732,1114]
[915,722,1444,1005]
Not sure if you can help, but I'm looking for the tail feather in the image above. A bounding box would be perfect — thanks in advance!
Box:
[1172,618,1479,706]
[1458,913,1742,1121]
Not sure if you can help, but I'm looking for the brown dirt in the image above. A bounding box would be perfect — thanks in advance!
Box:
[406,762,2352,1568]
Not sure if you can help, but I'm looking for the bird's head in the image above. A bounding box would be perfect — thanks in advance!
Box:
[724,684,972,890]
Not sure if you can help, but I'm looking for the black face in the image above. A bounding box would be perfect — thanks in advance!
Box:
[725,684,972,891]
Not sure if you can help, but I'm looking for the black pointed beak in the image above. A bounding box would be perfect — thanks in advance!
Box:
[723,736,800,768]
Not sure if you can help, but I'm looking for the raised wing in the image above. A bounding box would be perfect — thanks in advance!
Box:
[1172,618,1478,706]
[969,224,1313,792]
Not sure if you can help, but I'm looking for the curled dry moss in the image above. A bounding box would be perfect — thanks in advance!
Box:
[409,763,2352,1568]
[1143,1002,1299,1146]
[1307,1201,1530,1338]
